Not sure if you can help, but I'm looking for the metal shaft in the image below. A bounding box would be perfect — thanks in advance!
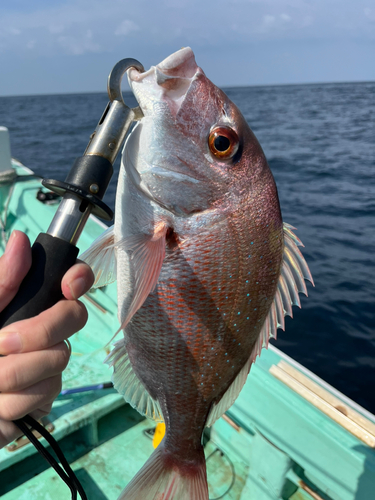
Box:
[47,194,91,245]
[45,57,144,245]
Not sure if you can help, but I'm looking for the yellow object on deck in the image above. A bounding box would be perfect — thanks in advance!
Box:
[152,423,166,448]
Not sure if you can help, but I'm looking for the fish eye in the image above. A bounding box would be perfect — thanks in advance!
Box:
[208,126,239,160]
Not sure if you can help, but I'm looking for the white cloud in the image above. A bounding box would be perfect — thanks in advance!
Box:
[0,0,374,94]
[57,29,102,55]
[9,27,21,35]
[0,0,373,59]
[114,20,139,36]
[259,12,297,34]
[364,8,375,21]
[264,15,276,25]
[301,15,314,27]
[281,13,291,22]
[49,24,65,34]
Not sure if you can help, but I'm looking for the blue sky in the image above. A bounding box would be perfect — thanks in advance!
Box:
[0,0,374,96]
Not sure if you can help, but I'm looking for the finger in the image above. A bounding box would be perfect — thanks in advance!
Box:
[0,418,21,448]
[30,403,53,419]
[0,403,54,447]
[0,375,61,422]
[0,231,31,311]
[0,342,70,392]
[0,299,88,355]
[61,260,94,300]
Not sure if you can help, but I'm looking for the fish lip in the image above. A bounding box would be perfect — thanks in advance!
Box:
[127,47,200,115]
[155,47,198,78]
[129,47,197,82]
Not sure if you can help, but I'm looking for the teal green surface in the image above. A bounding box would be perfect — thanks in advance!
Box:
[1,411,248,500]
[0,163,374,499]
[212,348,375,500]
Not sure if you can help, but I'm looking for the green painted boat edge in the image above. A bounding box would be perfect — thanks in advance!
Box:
[0,149,373,499]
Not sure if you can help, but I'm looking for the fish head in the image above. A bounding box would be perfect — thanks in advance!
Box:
[125,47,277,217]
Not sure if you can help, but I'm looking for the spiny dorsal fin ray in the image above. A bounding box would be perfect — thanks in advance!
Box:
[206,222,313,427]
[247,222,314,364]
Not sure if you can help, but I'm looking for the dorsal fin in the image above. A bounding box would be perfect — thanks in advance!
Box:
[248,223,314,362]
[206,222,314,427]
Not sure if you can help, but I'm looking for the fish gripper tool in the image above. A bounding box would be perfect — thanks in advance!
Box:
[0,57,144,327]
[0,57,144,500]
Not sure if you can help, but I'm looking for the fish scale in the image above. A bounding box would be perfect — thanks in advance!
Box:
[124,197,283,452]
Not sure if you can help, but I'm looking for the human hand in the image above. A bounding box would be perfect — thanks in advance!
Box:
[0,231,94,448]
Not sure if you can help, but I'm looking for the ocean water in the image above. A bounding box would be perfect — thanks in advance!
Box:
[0,82,374,414]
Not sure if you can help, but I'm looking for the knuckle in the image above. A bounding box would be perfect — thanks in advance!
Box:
[0,394,22,421]
[0,375,62,422]
[48,375,62,400]
[1,363,19,392]
[0,399,20,421]
[37,408,50,418]
[0,280,18,297]
[34,403,53,418]
[54,343,71,371]
[42,402,53,414]
[32,376,62,409]
[37,320,54,350]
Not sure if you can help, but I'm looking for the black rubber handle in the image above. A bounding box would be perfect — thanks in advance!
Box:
[0,233,79,328]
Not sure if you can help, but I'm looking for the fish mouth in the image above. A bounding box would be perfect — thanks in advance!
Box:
[124,48,205,203]
[127,47,199,115]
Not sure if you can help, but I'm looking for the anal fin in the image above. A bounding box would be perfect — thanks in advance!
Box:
[106,338,163,422]
[206,356,253,428]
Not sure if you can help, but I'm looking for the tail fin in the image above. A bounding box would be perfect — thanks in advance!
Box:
[118,443,208,500]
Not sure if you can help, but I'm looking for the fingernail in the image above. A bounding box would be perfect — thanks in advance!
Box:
[4,231,17,255]
[0,332,22,354]
[69,277,86,300]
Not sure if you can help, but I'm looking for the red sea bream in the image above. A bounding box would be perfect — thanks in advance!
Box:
[82,47,313,500]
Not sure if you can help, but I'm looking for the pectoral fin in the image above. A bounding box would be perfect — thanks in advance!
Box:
[118,221,168,331]
[81,221,168,342]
